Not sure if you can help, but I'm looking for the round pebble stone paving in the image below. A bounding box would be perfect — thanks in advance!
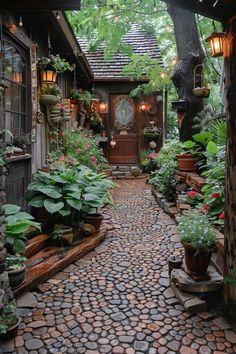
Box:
[1,179,236,354]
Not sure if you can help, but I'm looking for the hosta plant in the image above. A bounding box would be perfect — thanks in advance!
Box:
[26,165,116,226]
[3,204,41,254]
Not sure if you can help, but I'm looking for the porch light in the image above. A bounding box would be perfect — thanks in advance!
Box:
[140,101,147,112]
[99,101,106,112]
[41,69,57,83]
[206,32,225,57]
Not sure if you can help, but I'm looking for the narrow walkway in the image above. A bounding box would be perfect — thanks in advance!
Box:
[2,180,236,354]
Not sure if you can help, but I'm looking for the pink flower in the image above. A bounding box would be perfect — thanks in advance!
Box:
[85,143,91,149]
[187,191,198,197]
[59,155,65,161]
[90,155,96,162]
[148,152,159,160]
[211,192,220,198]
[203,204,210,210]
[218,212,225,219]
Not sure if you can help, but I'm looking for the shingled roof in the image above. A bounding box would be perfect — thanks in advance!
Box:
[78,24,163,80]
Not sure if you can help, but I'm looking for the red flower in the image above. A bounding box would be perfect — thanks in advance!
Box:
[203,204,210,210]
[211,192,220,198]
[218,212,225,219]
[187,191,198,197]
[148,152,159,160]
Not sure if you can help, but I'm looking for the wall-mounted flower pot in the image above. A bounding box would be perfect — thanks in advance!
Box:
[40,94,60,106]
[176,154,199,171]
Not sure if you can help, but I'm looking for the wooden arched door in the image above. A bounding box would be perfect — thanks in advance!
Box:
[109,94,139,164]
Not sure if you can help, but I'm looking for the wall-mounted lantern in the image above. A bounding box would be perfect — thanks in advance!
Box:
[110,136,116,148]
[206,32,225,57]
[99,101,106,112]
[140,101,147,112]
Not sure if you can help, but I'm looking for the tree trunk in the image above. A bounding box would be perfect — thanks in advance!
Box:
[167,5,205,141]
[223,17,236,319]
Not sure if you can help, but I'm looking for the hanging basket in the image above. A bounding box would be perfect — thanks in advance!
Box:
[192,64,210,98]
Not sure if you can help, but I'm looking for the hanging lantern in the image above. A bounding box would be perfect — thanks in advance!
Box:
[41,68,57,83]
[206,32,225,57]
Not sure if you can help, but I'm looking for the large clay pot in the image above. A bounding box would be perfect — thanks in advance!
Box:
[176,154,199,172]
[7,264,26,288]
[82,213,103,231]
[183,242,212,278]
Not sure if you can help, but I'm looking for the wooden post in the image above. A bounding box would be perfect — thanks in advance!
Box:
[223,16,236,318]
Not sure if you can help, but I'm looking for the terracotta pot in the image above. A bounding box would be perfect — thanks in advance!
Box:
[7,264,26,288]
[82,213,103,231]
[0,316,20,341]
[176,154,199,171]
[183,242,212,276]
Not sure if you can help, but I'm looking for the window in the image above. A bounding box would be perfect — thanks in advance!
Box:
[1,40,27,142]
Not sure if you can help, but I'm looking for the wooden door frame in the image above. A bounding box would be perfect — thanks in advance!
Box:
[108,92,140,164]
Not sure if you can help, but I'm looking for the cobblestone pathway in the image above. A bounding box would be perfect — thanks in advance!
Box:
[2,180,236,354]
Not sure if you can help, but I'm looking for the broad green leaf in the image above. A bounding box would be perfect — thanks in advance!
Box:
[67,191,81,200]
[14,239,25,253]
[5,215,18,224]
[67,198,82,211]
[83,193,101,202]
[206,141,218,155]
[40,186,62,199]
[3,204,21,215]
[15,212,34,220]
[44,199,64,214]
[58,209,71,217]
[28,196,45,208]
[7,220,31,234]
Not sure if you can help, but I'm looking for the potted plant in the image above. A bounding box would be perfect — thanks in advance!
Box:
[38,54,73,83]
[69,88,80,104]
[3,203,41,253]
[143,121,162,146]
[5,146,14,157]
[88,108,103,134]
[51,224,74,245]
[13,133,31,153]
[0,300,20,340]
[6,254,27,288]
[80,168,116,230]
[3,203,41,287]
[26,165,116,232]
[39,83,62,106]
[177,209,216,281]
[78,90,92,106]
[175,140,200,172]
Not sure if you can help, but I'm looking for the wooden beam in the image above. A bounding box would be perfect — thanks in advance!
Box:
[223,16,236,320]
[162,0,236,22]
[0,0,80,10]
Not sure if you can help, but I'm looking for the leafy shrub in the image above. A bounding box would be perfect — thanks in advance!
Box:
[177,209,216,253]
